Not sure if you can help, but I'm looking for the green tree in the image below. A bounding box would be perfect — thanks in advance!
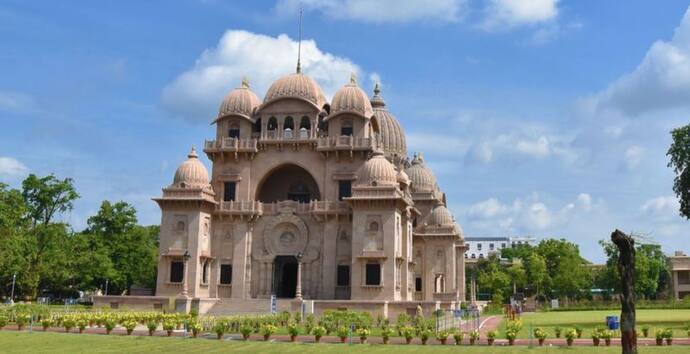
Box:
[525,253,548,296]
[535,239,591,299]
[21,174,79,226]
[0,183,30,298]
[599,240,669,299]
[668,124,690,218]
[476,255,511,303]
[506,261,527,292]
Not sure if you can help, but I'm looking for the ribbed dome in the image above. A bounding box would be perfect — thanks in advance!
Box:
[371,84,407,158]
[330,74,374,118]
[356,149,398,186]
[397,169,410,185]
[405,153,437,193]
[264,72,327,109]
[172,147,210,188]
[217,79,260,121]
[424,205,455,226]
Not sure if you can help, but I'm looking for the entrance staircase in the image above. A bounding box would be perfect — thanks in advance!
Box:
[205,298,294,315]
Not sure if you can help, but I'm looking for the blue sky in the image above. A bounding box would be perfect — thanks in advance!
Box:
[2,0,690,262]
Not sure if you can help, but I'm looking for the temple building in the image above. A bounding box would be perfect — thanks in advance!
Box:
[136,70,466,315]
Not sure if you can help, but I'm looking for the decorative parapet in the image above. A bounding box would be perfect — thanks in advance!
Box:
[316,136,373,151]
[204,138,259,153]
[216,200,350,217]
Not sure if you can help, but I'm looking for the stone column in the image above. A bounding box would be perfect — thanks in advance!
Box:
[295,260,303,301]
[321,222,338,298]
[231,223,252,299]
[182,257,190,297]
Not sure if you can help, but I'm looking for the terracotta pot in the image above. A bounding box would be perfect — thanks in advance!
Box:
[666,339,673,346]
[192,332,198,338]
[470,338,476,345]
[593,338,600,346]
[488,338,495,346]
[106,329,112,335]
[421,338,428,345]
[79,328,84,334]
[315,335,322,343]
[264,334,270,341]
[440,339,447,345]
[406,337,413,344]
[217,333,223,340]
[167,330,173,337]
[656,338,663,346]
[538,338,545,346]
[149,329,154,336]
[383,338,389,344]
[360,338,367,344]
[17,325,24,331]
[567,338,573,346]
[508,338,514,346]
[291,335,298,342]
[243,333,250,341]
[605,339,611,346]
[127,329,133,335]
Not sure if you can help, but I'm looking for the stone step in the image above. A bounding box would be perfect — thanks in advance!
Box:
[206,298,294,315]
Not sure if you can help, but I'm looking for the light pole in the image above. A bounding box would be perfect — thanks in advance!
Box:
[10,273,16,303]
[105,279,109,296]
[295,252,303,301]
[182,250,191,297]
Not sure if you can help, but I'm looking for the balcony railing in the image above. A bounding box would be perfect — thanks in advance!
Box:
[316,136,373,151]
[217,200,350,216]
[204,138,258,152]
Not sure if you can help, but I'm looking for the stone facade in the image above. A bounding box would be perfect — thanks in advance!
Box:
[670,251,690,300]
[153,72,467,306]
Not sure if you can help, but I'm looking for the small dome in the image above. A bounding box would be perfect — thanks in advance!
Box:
[356,149,398,186]
[330,74,374,118]
[371,83,407,158]
[172,147,210,188]
[424,205,455,226]
[405,153,437,193]
[217,79,261,121]
[264,72,327,109]
[397,169,410,185]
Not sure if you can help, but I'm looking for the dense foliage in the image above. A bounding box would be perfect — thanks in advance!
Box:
[667,124,690,219]
[0,174,158,301]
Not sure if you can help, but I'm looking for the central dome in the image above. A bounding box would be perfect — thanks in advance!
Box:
[263,72,327,109]
[217,79,260,121]
[172,147,210,189]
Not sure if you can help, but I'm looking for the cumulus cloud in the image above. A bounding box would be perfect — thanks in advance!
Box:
[481,0,559,31]
[0,157,29,179]
[641,195,680,220]
[586,8,690,116]
[465,132,574,164]
[161,30,361,122]
[276,0,466,23]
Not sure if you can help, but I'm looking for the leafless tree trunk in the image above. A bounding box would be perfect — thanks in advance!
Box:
[611,229,637,354]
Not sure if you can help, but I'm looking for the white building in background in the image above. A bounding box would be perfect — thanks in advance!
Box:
[464,236,537,261]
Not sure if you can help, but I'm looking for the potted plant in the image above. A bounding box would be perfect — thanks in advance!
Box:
[189,321,202,338]
[104,318,116,335]
[601,329,613,346]
[77,319,87,334]
[591,328,601,346]
[63,317,76,333]
[240,324,253,341]
[554,326,562,338]
[312,325,326,343]
[260,324,277,341]
[505,330,516,346]
[453,330,465,345]
[401,326,415,344]
[641,325,650,337]
[147,321,158,336]
[436,329,450,345]
[123,321,136,335]
[534,327,547,346]
[655,329,664,346]
[419,328,432,345]
[469,329,480,345]
[575,325,583,338]
[163,320,175,337]
[356,327,370,344]
[564,328,577,346]
[288,322,301,342]
[664,328,673,346]
[40,318,52,332]
[0,315,8,330]
[15,314,30,331]
[381,327,395,344]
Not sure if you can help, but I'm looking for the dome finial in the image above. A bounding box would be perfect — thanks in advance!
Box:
[374,82,381,96]
[371,81,386,108]
[349,72,358,85]
[188,146,198,159]
[296,8,303,74]
[241,76,250,88]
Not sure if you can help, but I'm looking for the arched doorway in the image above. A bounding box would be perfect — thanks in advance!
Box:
[257,164,321,203]
[273,255,298,298]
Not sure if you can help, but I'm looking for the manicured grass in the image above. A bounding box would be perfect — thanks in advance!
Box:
[0,331,688,353]
[497,310,690,339]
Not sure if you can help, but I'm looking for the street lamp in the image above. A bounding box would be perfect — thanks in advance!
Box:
[10,273,16,304]
[182,250,191,297]
[105,279,109,296]
[295,252,304,301]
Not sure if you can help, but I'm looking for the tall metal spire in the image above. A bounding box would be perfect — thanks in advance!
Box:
[296,7,303,73]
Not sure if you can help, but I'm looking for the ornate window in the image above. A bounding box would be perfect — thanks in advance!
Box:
[170,261,184,283]
[228,122,240,138]
[365,263,381,286]
[338,180,351,200]
[220,264,232,285]
[341,119,353,136]
[369,221,379,232]
[223,182,236,202]
[202,260,210,284]
[267,117,278,130]
[337,265,350,286]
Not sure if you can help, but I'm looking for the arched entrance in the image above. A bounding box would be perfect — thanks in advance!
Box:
[273,255,298,298]
[257,164,321,203]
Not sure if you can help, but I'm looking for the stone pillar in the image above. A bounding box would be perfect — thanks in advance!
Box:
[295,261,303,301]
[231,223,252,299]
[182,256,190,297]
[321,222,338,299]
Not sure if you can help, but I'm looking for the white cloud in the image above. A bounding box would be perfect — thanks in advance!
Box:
[482,0,559,30]
[641,195,679,220]
[467,197,508,218]
[623,145,644,170]
[515,135,551,158]
[276,0,466,23]
[161,30,361,122]
[587,7,690,116]
[0,91,36,114]
[0,157,29,178]
[465,132,573,164]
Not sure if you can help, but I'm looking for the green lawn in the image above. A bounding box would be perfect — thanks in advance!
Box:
[0,331,687,353]
[496,310,690,339]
